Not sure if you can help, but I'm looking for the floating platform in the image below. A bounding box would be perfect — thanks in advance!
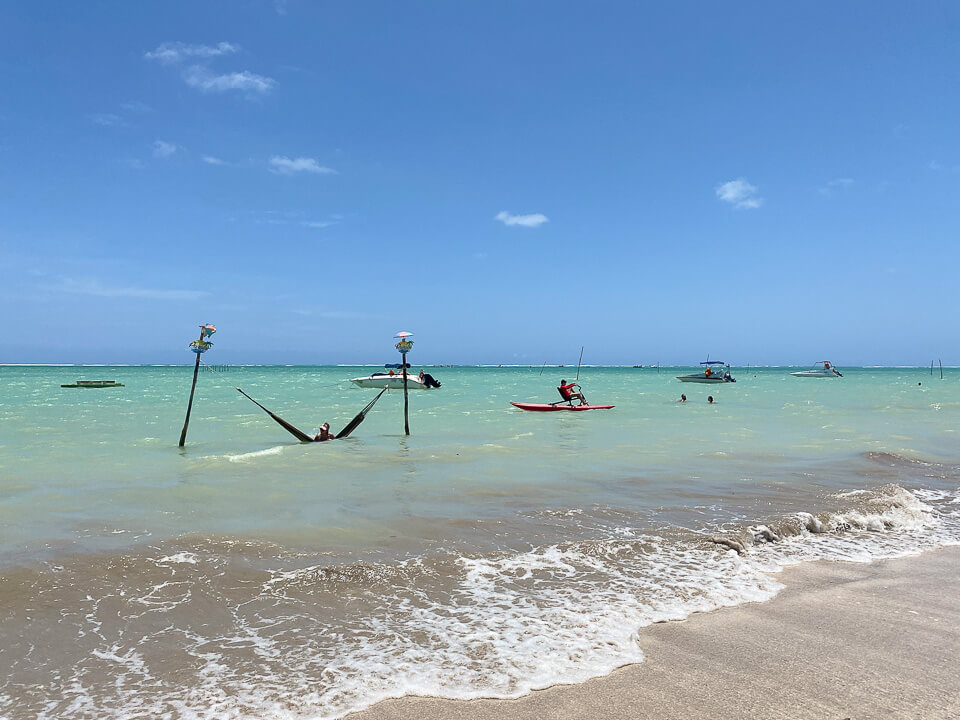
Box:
[60,380,125,388]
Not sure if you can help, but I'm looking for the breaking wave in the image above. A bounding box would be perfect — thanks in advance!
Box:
[1,483,958,720]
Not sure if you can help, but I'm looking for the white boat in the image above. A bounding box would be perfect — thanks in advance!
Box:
[791,361,843,378]
[349,366,442,390]
[677,361,735,383]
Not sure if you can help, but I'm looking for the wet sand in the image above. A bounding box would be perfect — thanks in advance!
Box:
[350,547,960,720]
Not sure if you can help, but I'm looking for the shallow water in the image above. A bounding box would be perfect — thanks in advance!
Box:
[1,365,958,718]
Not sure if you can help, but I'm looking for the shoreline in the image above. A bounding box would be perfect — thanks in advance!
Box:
[349,547,960,720]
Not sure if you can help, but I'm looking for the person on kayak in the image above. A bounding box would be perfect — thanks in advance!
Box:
[313,423,336,442]
[558,379,586,406]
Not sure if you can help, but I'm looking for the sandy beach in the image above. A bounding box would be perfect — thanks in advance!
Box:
[350,547,960,720]
[4,368,959,719]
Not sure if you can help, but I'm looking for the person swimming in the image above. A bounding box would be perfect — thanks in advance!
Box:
[708,396,715,404]
[679,394,687,402]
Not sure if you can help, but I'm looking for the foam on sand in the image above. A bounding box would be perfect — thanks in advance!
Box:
[2,484,958,720]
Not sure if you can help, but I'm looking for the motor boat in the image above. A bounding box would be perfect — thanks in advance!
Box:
[677,361,735,383]
[791,361,843,378]
[349,365,441,390]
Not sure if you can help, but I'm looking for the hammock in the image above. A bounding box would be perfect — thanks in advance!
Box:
[236,387,386,442]
[337,388,387,438]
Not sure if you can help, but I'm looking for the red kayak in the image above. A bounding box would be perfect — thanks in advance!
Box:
[510,402,614,412]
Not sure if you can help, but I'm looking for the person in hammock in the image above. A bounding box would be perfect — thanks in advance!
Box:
[313,423,336,442]
[237,387,384,443]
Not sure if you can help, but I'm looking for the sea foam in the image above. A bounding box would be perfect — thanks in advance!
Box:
[3,484,957,720]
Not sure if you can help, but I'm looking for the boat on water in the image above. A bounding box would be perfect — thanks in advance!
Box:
[60,380,124,388]
[677,361,735,383]
[510,402,614,412]
[791,361,843,378]
[349,365,442,390]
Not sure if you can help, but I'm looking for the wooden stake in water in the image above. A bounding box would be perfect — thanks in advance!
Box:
[402,351,410,435]
[395,332,414,436]
[179,324,216,447]
[940,359,944,380]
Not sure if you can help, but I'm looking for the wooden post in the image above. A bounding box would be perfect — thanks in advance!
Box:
[178,327,205,447]
[394,332,414,436]
[940,359,944,380]
[402,350,410,435]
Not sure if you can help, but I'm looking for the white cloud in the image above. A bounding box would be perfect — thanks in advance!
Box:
[145,42,274,97]
[715,179,763,209]
[89,113,123,127]
[269,155,336,175]
[52,278,209,301]
[183,66,276,94]
[152,140,177,158]
[495,210,549,228]
[819,177,854,194]
[145,41,239,64]
[274,0,289,15]
[293,308,366,319]
[121,101,153,113]
[202,155,227,166]
[928,160,942,170]
[120,156,146,169]
[301,220,337,228]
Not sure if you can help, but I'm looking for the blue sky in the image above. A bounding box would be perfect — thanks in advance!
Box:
[1,2,957,365]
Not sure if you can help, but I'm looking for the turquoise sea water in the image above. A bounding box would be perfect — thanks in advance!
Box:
[1,364,959,719]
